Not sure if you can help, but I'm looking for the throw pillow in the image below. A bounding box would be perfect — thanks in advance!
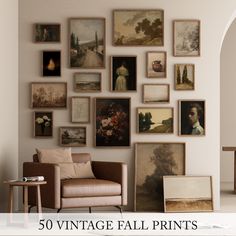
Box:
[73,161,95,178]
[36,148,73,163]
[58,163,76,179]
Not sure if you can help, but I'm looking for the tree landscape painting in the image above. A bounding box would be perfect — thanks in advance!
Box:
[173,20,200,56]
[31,82,67,108]
[135,143,185,212]
[113,10,164,46]
[175,64,194,90]
[137,107,173,134]
[69,18,105,68]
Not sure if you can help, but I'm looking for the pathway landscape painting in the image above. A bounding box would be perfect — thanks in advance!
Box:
[69,18,105,68]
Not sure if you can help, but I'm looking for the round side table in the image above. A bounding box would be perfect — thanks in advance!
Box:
[4,181,47,213]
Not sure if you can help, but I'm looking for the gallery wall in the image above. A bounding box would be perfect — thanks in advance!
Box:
[221,18,236,183]
[18,0,236,211]
[0,0,19,212]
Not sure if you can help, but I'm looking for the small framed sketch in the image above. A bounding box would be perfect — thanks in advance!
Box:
[69,18,105,68]
[134,142,185,212]
[163,176,214,213]
[31,82,67,108]
[42,51,61,77]
[34,111,53,137]
[146,51,167,78]
[137,107,173,134]
[111,56,137,92]
[71,97,90,123]
[143,84,169,104]
[95,97,131,147]
[59,127,86,147]
[74,72,101,92]
[113,9,164,46]
[34,23,61,43]
[179,100,205,136]
[174,64,195,90]
[173,20,200,56]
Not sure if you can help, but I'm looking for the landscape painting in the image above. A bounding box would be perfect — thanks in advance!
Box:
[163,176,213,212]
[59,127,86,147]
[175,64,195,90]
[95,97,130,147]
[113,9,164,46]
[69,18,105,68]
[34,24,60,43]
[134,142,185,212]
[31,82,67,108]
[143,84,169,104]
[173,20,200,56]
[137,107,173,134]
[74,73,101,92]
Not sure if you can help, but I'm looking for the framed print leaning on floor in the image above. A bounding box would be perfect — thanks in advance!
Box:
[69,18,105,68]
[134,142,185,212]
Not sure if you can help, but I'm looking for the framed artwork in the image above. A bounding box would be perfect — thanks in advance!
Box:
[111,56,137,92]
[137,107,173,134]
[179,100,205,136]
[143,84,170,104]
[146,51,167,78]
[74,72,101,92]
[71,96,90,123]
[113,9,164,46]
[31,82,67,108]
[134,142,186,212]
[69,18,105,68]
[163,176,213,212]
[34,23,60,43]
[34,111,53,137]
[173,20,200,56]
[95,97,130,147]
[174,64,195,90]
[59,127,86,147]
[42,51,61,77]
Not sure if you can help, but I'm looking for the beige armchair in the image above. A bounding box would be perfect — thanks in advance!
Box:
[23,153,127,213]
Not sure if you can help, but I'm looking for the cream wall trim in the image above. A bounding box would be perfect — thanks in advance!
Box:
[0,0,19,212]
[19,0,236,211]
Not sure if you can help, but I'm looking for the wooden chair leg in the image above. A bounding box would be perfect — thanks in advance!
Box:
[57,208,61,213]
[28,205,34,213]
[89,207,92,213]
[115,206,122,213]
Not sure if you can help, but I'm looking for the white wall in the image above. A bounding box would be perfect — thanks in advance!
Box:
[0,0,19,212]
[221,19,236,182]
[19,0,236,211]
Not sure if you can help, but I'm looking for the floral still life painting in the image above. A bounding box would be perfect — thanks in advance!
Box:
[34,111,53,137]
[95,98,130,147]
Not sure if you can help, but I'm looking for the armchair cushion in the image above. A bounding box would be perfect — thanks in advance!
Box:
[36,148,73,163]
[61,179,121,198]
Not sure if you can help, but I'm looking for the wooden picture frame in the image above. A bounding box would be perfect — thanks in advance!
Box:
[146,51,167,78]
[34,111,53,137]
[173,20,200,57]
[69,17,105,68]
[74,72,102,92]
[113,9,164,46]
[143,84,170,104]
[34,23,61,43]
[111,56,137,92]
[42,50,61,77]
[179,100,205,136]
[94,97,131,147]
[134,142,186,212]
[31,82,67,108]
[59,126,86,147]
[163,176,214,212]
[71,96,90,123]
[137,107,173,134]
[174,64,195,90]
